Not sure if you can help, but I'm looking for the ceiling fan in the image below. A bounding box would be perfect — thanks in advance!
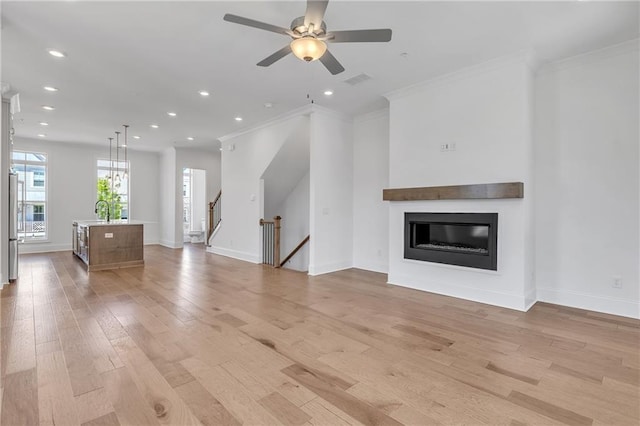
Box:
[223,0,392,75]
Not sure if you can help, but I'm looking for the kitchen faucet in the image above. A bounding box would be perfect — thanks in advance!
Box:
[95,200,110,223]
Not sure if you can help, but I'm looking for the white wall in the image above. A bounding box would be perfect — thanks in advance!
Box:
[210,114,309,263]
[309,109,354,275]
[262,124,310,220]
[535,41,639,318]
[13,137,161,252]
[385,54,535,311]
[352,109,389,274]
[190,169,207,233]
[175,148,221,246]
[160,148,177,247]
[279,171,310,271]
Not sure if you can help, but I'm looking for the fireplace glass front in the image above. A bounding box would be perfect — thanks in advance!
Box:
[404,213,497,270]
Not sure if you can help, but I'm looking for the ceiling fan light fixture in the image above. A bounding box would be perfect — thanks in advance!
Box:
[290,37,327,62]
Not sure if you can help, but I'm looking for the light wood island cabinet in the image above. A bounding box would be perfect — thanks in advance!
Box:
[72,221,144,271]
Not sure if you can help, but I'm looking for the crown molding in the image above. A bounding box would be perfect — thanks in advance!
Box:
[385,50,536,102]
[354,108,389,124]
[537,38,639,75]
[307,104,353,123]
[218,104,314,143]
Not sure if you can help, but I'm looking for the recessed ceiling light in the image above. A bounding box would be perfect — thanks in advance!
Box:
[199,90,210,97]
[264,103,273,108]
[167,112,177,117]
[324,90,333,96]
[150,124,159,129]
[38,133,47,138]
[133,135,141,139]
[234,116,243,121]
[187,137,194,141]
[39,122,49,126]
[44,86,59,92]
[47,49,66,58]
[42,105,55,111]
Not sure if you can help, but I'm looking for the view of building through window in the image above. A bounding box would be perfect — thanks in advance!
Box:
[12,150,48,241]
[97,159,129,220]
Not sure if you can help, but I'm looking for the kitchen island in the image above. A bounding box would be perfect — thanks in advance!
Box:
[72,220,144,271]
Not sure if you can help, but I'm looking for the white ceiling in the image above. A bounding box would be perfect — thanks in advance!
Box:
[1,1,638,152]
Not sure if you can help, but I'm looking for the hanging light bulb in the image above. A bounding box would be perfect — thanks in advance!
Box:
[123,124,129,180]
[106,137,113,181]
[114,131,121,186]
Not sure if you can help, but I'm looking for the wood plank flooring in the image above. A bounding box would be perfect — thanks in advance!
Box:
[1,244,638,425]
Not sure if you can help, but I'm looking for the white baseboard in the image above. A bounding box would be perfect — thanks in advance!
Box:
[207,245,260,264]
[388,272,530,312]
[537,286,639,319]
[308,260,353,276]
[159,240,182,249]
[352,260,388,275]
[19,243,71,254]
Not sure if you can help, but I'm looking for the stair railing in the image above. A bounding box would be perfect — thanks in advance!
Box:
[259,216,281,267]
[208,190,222,241]
[280,235,310,268]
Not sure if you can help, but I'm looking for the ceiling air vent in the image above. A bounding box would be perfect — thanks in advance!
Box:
[343,73,372,86]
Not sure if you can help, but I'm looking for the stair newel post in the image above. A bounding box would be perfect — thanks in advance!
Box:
[208,201,214,234]
[274,216,281,268]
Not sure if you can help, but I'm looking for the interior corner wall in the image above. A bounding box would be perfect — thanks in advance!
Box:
[352,109,390,274]
[210,115,309,263]
[278,171,310,272]
[11,137,161,252]
[175,147,221,246]
[534,41,639,318]
[309,110,354,275]
[160,147,177,247]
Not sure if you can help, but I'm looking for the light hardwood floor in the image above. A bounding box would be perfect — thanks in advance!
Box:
[1,244,638,425]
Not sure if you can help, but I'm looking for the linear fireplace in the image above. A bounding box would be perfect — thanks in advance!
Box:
[404,212,498,270]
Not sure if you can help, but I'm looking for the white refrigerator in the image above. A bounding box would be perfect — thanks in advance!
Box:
[9,171,18,281]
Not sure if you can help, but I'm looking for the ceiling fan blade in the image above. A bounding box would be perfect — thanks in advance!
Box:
[304,0,329,28]
[319,50,345,75]
[257,45,292,67]
[223,14,290,36]
[326,29,392,43]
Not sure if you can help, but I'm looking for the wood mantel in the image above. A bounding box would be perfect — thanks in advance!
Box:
[383,182,523,201]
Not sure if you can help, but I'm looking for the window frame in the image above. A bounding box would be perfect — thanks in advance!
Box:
[11,149,49,242]
[96,158,130,220]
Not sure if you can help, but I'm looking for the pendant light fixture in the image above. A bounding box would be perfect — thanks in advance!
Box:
[106,137,113,183]
[114,131,121,188]
[122,124,129,180]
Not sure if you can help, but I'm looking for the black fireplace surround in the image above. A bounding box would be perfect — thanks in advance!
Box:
[404,212,498,270]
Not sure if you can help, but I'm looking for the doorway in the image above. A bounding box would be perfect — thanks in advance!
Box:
[182,168,207,244]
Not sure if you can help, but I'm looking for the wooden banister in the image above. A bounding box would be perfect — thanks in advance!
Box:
[208,190,222,242]
[212,190,222,205]
[273,216,281,268]
[280,235,310,268]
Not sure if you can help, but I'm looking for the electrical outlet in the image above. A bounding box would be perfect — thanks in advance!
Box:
[440,143,456,152]
[612,276,622,288]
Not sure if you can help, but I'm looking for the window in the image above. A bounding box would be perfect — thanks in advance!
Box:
[97,159,129,220]
[183,168,191,234]
[12,150,48,241]
[33,170,45,187]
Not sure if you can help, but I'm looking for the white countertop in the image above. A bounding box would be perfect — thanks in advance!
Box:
[74,220,146,226]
